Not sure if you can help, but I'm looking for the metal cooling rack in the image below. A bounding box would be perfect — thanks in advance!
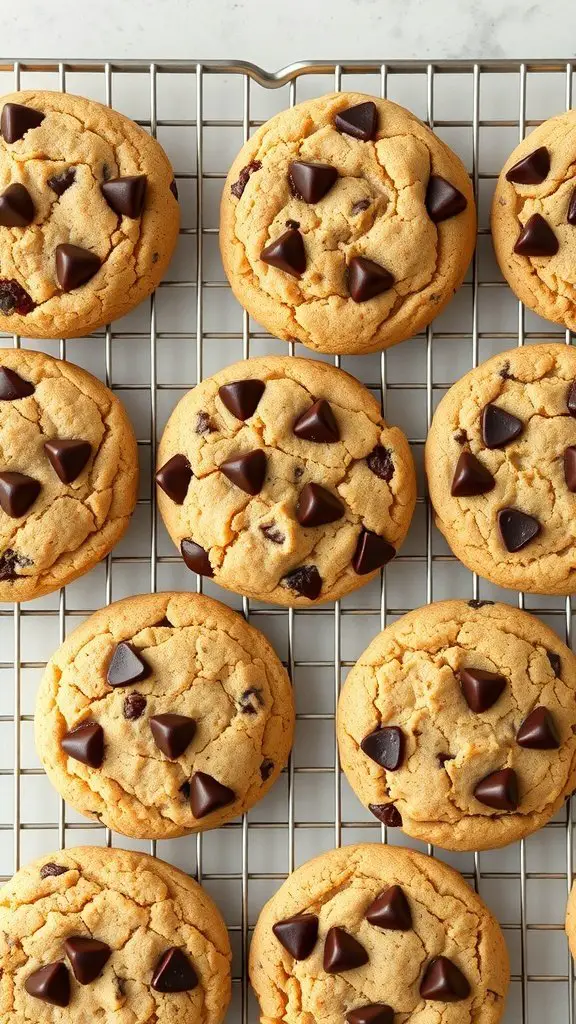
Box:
[0,57,575,1024]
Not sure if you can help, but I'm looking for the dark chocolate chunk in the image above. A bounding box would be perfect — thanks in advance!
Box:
[365,884,412,930]
[564,446,576,492]
[514,213,559,256]
[369,802,402,826]
[286,218,300,229]
[282,564,322,600]
[0,471,41,518]
[261,228,306,277]
[44,439,91,484]
[55,243,100,291]
[181,538,214,577]
[451,450,495,497]
[352,529,395,575]
[482,403,523,448]
[293,399,340,443]
[420,956,471,1002]
[506,146,550,185]
[260,523,285,544]
[230,160,262,199]
[454,428,468,444]
[468,599,494,608]
[64,936,111,984]
[123,692,147,720]
[240,687,264,715]
[348,256,394,302]
[499,360,514,380]
[296,482,344,527]
[547,650,561,676]
[289,161,338,203]
[195,411,214,434]
[0,279,34,314]
[150,714,196,759]
[323,926,369,973]
[361,726,405,771]
[0,366,34,400]
[151,947,198,993]
[101,175,147,218]
[474,767,519,810]
[155,454,192,505]
[0,548,32,580]
[24,962,70,1007]
[351,198,371,215]
[1,102,44,143]
[498,507,541,552]
[107,642,151,687]
[39,862,68,879]
[517,706,560,749]
[346,1006,393,1024]
[169,179,179,200]
[425,176,467,223]
[367,446,394,481]
[220,449,267,495]
[260,758,274,780]
[460,666,506,713]
[272,914,319,960]
[335,101,378,142]
[61,721,104,768]
[568,186,576,226]
[568,382,576,417]
[218,379,265,420]
[47,168,76,196]
[189,771,235,818]
[0,183,34,227]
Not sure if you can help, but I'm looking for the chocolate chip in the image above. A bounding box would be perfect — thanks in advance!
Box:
[230,160,262,199]
[189,771,235,818]
[123,692,147,720]
[547,650,561,676]
[366,446,394,481]
[499,360,514,380]
[346,1005,393,1024]
[420,956,470,1002]
[0,279,35,315]
[64,936,111,985]
[468,599,494,608]
[44,439,91,484]
[369,802,402,826]
[568,382,576,417]
[39,862,68,879]
[260,523,285,544]
[107,642,151,687]
[517,706,560,749]
[150,714,196,759]
[273,914,319,960]
[155,454,192,505]
[260,759,274,780]
[348,256,394,302]
[335,101,378,141]
[0,183,34,227]
[352,529,395,575]
[361,726,405,770]
[220,449,267,495]
[1,102,44,143]
[323,927,368,973]
[568,187,576,226]
[451,450,495,497]
[55,243,100,291]
[289,160,338,203]
[152,252,159,263]
[351,198,371,215]
[0,548,32,580]
[261,228,306,277]
[61,721,104,768]
[219,379,265,420]
[195,411,214,434]
[0,471,41,518]
[296,482,344,527]
[366,885,412,931]
[101,164,112,181]
[474,767,519,810]
[293,399,340,443]
[286,218,300,229]
[101,175,147,218]
[460,667,506,713]
[24,962,70,1007]
[294,465,304,480]
[170,179,179,200]
[240,687,264,715]
[514,213,559,256]
[48,168,76,196]
[506,146,550,185]
[425,176,467,223]
[282,564,322,600]
[0,366,34,400]
[151,947,198,993]
[454,428,468,444]
[437,752,453,767]
[180,538,214,576]
[498,507,541,552]
[564,447,576,492]
[482,403,523,448]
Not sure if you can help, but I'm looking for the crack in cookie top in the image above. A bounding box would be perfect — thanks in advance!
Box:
[0,846,231,1023]
[0,348,138,603]
[220,92,476,355]
[337,600,576,852]
[425,343,576,594]
[155,356,416,606]
[35,592,295,839]
[250,843,509,1024]
[0,90,179,338]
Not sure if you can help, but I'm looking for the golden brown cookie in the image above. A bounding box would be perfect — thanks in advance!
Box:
[250,843,509,1023]
[492,114,576,331]
[155,355,416,605]
[0,845,231,1023]
[220,91,476,355]
[0,90,179,338]
[35,592,294,839]
[0,347,138,602]
[425,343,576,594]
[566,881,576,960]
[337,600,576,851]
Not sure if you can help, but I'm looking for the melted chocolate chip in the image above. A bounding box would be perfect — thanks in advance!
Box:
[351,198,371,215]
[260,523,285,544]
[196,411,214,434]
[231,160,262,199]
[468,599,494,608]
[260,759,274,780]
[239,688,264,715]
[40,862,68,879]
[369,802,402,827]
[0,548,32,580]
[499,361,514,380]
[454,429,468,444]
[367,446,394,481]
[123,692,147,720]
[47,168,76,196]
[0,279,34,315]
[286,218,300,229]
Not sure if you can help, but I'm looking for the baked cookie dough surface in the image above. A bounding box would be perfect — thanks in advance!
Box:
[250,843,509,1024]
[156,355,416,606]
[0,846,231,1023]
[0,90,179,338]
[0,348,138,603]
[35,592,294,839]
[426,343,576,594]
[220,91,476,355]
[337,600,576,851]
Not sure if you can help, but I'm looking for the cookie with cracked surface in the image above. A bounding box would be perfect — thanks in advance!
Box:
[491,114,576,331]
[35,592,294,838]
[0,90,179,338]
[0,845,231,1022]
[0,348,137,602]
[220,91,476,355]
[250,842,509,1023]
[425,343,576,594]
[337,600,576,851]
[155,355,416,605]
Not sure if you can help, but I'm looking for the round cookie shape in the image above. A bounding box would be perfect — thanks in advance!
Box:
[155,355,416,606]
[250,843,509,1024]
[337,600,576,851]
[35,592,295,838]
[566,882,576,961]
[0,90,179,338]
[220,92,476,355]
[0,846,231,1022]
[425,343,576,594]
[492,113,576,332]
[0,348,138,602]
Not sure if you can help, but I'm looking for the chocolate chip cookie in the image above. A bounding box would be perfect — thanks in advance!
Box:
[250,842,509,1023]
[220,92,476,355]
[35,592,294,838]
[0,90,179,338]
[337,600,576,851]
[0,348,138,602]
[0,845,231,1022]
[156,355,416,605]
[492,113,576,331]
[426,343,576,594]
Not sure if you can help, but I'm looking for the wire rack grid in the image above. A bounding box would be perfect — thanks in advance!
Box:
[0,56,576,1024]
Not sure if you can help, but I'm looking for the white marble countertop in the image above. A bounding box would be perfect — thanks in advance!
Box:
[3,0,576,64]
